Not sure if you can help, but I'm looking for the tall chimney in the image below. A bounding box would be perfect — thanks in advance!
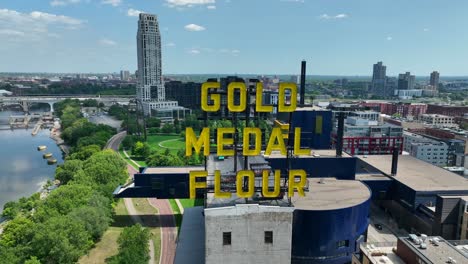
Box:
[336,112,345,157]
[391,146,399,176]
[300,60,306,105]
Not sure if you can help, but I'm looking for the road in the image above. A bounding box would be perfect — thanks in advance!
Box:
[106,132,155,264]
[367,203,408,243]
[106,131,176,264]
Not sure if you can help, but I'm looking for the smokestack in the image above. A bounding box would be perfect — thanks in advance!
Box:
[336,112,345,157]
[300,60,306,105]
[391,146,399,176]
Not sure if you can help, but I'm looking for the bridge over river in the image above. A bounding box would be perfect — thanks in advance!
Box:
[0,95,133,113]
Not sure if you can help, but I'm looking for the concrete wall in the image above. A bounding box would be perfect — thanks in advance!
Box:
[204,204,294,264]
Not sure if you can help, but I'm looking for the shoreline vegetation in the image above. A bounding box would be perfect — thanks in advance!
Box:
[0,99,150,264]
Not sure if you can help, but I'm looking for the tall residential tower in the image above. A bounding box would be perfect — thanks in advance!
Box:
[137,13,165,101]
[371,61,390,97]
[135,13,188,120]
[430,71,440,90]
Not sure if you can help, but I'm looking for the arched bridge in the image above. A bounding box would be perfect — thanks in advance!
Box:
[0,95,133,113]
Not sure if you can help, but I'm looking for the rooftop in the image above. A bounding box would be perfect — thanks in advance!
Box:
[358,155,468,192]
[266,149,351,158]
[174,207,205,264]
[143,166,203,174]
[400,236,468,264]
[360,242,405,264]
[292,178,371,210]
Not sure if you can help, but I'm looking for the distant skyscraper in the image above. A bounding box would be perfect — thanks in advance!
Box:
[398,72,415,90]
[120,70,130,81]
[371,61,390,97]
[430,71,440,90]
[136,13,164,101]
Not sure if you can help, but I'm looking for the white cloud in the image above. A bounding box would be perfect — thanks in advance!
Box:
[219,48,240,56]
[166,42,176,47]
[0,9,85,41]
[386,36,392,41]
[127,8,143,17]
[184,23,206,31]
[207,5,216,9]
[99,38,117,46]
[0,29,25,36]
[188,49,200,54]
[30,11,83,25]
[102,0,121,7]
[423,28,430,32]
[50,0,81,7]
[319,13,349,20]
[166,0,215,8]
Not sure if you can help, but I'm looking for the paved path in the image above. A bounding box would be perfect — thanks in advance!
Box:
[148,198,177,264]
[106,132,156,264]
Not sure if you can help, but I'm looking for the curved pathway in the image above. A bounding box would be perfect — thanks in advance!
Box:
[106,132,156,264]
[107,131,177,264]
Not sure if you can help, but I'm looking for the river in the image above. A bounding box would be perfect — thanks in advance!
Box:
[0,109,64,212]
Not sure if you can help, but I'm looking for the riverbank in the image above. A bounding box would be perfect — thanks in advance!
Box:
[49,122,70,155]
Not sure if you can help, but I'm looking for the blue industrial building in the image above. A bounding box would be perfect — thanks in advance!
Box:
[356,155,468,240]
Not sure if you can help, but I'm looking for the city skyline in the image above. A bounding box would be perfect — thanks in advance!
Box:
[1,0,468,75]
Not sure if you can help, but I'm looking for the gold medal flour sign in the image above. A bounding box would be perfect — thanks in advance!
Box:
[186,81,308,199]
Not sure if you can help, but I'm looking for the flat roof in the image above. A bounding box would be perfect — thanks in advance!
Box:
[266,149,351,158]
[174,207,205,264]
[360,243,405,264]
[358,155,468,192]
[400,236,467,264]
[292,178,371,210]
[143,166,203,174]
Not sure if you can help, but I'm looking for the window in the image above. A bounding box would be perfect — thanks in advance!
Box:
[336,240,349,248]
[223,232,231,245]
[264,231,273,244]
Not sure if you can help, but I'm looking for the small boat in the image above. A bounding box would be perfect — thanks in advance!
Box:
[47,158,57,165]
[43,153,53,159]
[37,145,47,151]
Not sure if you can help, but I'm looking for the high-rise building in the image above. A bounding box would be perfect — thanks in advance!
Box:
[430,71,440,90]
[135,13,188,120]
[137,13,164,101]
[397,72,415,90]
[120,70,130,81]
[371,61,392,97]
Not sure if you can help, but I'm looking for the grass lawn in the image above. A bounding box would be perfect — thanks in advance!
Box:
[179,199,204,208]
[146,134,183,153]
[159,138,185,149]
[79,199,132,264]
[169,199,182,233]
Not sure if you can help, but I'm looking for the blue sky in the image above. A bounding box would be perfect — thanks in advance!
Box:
[1,0,467,75]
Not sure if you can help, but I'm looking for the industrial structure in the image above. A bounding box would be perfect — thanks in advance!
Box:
[113,60,468,264]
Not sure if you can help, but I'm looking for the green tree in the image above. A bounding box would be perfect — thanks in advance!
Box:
[33,184,94,221]
[24,256,41,264]
[69,207,112,241]
[55,159,83,184]
[0,217,35,247]
[109,224,150,264]
[147,117,161,128]
[30,216,93,264]
[161,123,174,134]
[132,141,150,158]
[67,145,101,161]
